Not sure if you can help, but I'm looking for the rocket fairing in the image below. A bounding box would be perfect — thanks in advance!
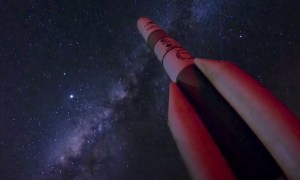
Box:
[137,17,300,180]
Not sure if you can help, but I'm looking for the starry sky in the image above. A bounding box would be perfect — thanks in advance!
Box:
[0,0,300,179]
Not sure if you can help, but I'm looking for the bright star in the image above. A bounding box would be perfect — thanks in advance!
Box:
[70,94,74,99]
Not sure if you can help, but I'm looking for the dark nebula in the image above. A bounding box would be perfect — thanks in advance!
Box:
[0,0,299,179]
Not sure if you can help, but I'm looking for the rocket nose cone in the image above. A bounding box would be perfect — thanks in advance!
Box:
[136,17,162,41]
[137,17,151,29]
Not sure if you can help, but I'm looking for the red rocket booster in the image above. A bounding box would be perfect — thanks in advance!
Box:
[137,17,300,180]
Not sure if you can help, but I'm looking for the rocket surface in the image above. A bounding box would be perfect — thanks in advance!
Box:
[137,17,300,180]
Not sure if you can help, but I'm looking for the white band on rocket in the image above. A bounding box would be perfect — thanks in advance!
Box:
[137,17,194,82]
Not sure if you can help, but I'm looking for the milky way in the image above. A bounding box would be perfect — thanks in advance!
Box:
[41,42,156,179]
[1,0,300,179]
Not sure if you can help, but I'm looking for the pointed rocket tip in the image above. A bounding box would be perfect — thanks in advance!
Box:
[193,58,204,66]
[136,17,152,33]
[169,82,177,89]
[194,58,210,72]
[137,17,151,26]
[136,17,161,41]
[194,58,214,66]
[194,58,230,66]
[194,58,231,74]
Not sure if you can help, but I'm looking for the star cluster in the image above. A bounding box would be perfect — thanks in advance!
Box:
[0,0,299,179]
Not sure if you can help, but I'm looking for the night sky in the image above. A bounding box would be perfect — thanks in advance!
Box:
[1,0,300,179]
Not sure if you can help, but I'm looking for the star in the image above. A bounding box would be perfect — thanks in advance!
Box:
[69,94,74,99]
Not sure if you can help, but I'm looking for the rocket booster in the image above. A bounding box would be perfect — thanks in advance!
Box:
[137,17,300,180]
[194,59,300,179]
[168,82,236,180]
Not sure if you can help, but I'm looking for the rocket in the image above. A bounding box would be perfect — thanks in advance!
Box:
[137,17,300,180]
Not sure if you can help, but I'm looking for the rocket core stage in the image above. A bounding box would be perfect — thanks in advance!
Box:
[137,17,300,180]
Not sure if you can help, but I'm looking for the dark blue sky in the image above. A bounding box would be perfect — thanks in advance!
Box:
[0,0,299,179]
